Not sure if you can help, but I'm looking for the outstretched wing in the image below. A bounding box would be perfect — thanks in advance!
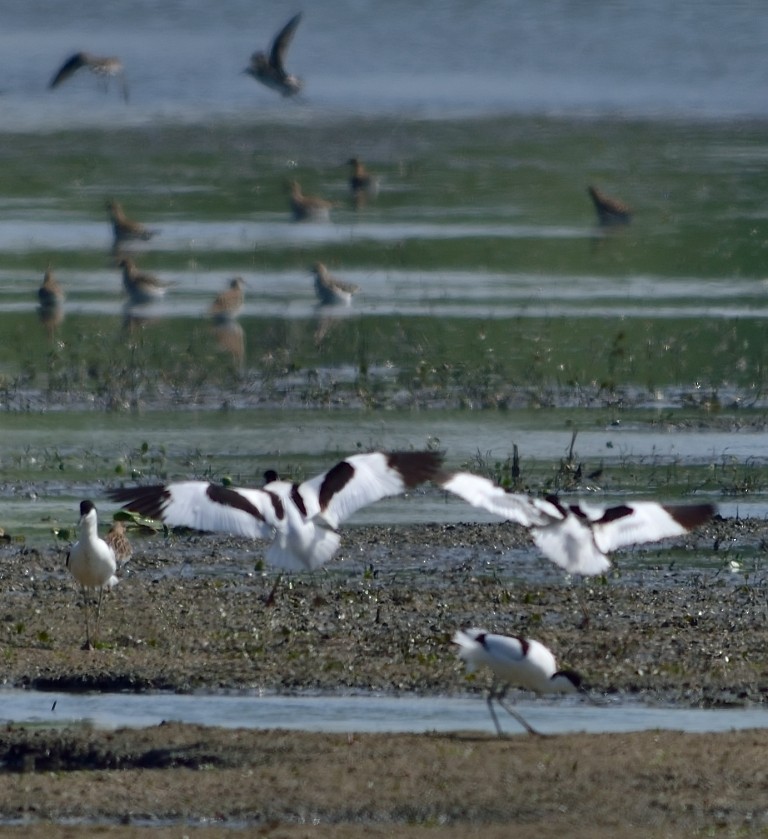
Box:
[439,471,559,527]
[270,12,302,71]
[50,52,88,88]
[581,500,716,555]
[108,481,278,540]
[298,450,443,529]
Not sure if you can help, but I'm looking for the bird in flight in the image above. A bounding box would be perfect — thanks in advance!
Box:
[245,13,303,97]
[49,52,129,101]
[440,471,715,576]
[108,450,443,573]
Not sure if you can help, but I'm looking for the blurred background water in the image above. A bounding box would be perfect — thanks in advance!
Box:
[0,0,766,129]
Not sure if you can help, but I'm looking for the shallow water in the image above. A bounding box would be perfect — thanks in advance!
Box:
[3,689,767,737]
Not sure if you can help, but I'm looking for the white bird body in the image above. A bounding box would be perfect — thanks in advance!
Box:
[454,628,582,736]
[440,471,715,576]
[110,451,443,572]
[66,500,118,648]
[67,501,118,590]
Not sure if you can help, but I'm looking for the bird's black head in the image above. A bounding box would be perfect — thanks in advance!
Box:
[263,469,279,484]
[553,669,583,690]
[79,500,96,516]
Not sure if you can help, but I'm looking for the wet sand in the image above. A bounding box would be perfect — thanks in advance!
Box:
[0,515,766,835]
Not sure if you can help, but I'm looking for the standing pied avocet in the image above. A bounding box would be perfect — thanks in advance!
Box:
[109,450,443,573]
[439,471,715,576]
[454,628,585,736]
[66,500,119,650]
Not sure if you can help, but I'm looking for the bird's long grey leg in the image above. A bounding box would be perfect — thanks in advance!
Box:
[496,689,544,737]
[486,680,506,737]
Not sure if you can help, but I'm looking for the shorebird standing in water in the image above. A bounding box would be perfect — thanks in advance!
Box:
[245,13,303,97]
[66,501,119,650]
[288,180,335,222]
[587,185,632,226]
[347,158,379,210]
[49,52,129,101]
[107,200,158,249]
[312,262,359,306]
[453,628,585,736]
[210,277,246,323]
[37,264,65,340]
[118,257,174,305]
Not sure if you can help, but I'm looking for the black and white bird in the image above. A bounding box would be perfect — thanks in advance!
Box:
[109,450,443,572]
[49,52,129,101]
[66,500,119,650]
[440,471,716,576]
[454,628,584,736]
[245,13,303,97]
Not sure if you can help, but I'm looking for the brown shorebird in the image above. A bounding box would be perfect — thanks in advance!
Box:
[312,262,359,306]
[37,264,65,309]
[105,519,133,567]
[347,158,379,209]
[49,52,129,101]
[587,185,632,226]
[118,257,174,305]
[210,277,246,323]
[245,13,303,97]
[37,265,65,339]
[288,180,335,222]
[107,200,157,246]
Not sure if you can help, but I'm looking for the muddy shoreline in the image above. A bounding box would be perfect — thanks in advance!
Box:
[0,517,767,835]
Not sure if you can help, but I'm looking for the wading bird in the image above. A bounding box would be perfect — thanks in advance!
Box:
[210,277,246,323]
[109,450,443,574]
[287,180,335,221]
[347,157,379,210]
[454,628,584,736]
[66,501,119,650]
[587,185,632,226]
[312,262,359,306]
[245,13,303,97]
[107,200,158,247]
[118,257,174,305]
[49,52,129,101]
[440,471,715,576]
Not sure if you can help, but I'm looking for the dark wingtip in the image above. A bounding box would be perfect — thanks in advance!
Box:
[107,485,170,520]
[663,502,717,532]
[387,450,444,488]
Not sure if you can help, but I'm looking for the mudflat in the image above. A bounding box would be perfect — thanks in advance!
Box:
[0,516,765,836]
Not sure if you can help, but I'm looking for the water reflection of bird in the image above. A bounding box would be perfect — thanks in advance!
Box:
[108,200,157,247]
[288,180,334,221]
[440,471,715,576]
[313,262,359,306]
[210,277,246,323]
[109,450,443,573]
[49,52,129,101]
[37,265,65,340]
[66,500,119,650]
[118,257,174,305]
[347,157,379,209]
[245,13,303,97]
[587,185,632,226]
[453,628,585,736]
